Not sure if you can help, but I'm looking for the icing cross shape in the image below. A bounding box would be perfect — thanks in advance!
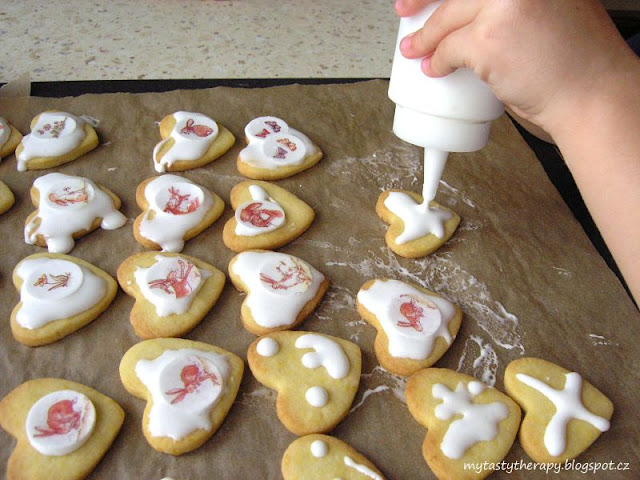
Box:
[515,372,610,456]
[432,381,508,459]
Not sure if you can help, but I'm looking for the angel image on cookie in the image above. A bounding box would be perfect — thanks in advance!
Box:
[239,201,284,228]
[397,295,437,332]
[163,186,200,215]
[165,360,219,405]
[48,183,90,206]
[148,259,198,298]
[259,258,312,292]
[33,399,82,438]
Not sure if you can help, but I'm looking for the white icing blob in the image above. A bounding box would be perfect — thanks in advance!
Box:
[135,349,230,440]
[138,174,213,252]
[24,173,127,253]
[295,334,349,379]
[134,255,210,317]
[17,112,88,171]
[344,456,383,480]
[256,337,279,357]
[310,439,328,458]
[432,381,508,459]
[26,390,96,456]
[229,251,325,328]
[357,279,456,360]
[153,112,219,172]
[305,386,329,407]
[16,257,106,329]
[384,191,452,243]
[515,372,610,457]
[235,185,285,236]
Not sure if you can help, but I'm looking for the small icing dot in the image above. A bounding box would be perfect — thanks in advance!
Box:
[305,386,328,407]
[256,337,279,357]
[310,439,328,458]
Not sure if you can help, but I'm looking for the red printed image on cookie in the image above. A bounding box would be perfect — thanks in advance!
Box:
[237,116,323,180]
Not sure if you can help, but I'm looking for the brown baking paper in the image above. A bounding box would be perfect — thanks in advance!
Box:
[0,80,638,479]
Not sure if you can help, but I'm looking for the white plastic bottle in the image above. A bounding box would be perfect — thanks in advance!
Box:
[385,0,504,242]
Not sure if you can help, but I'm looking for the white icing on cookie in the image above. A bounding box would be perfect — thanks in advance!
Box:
[384,191,452,243]
[230,251,325,329]
[305,386,329,407]
[515,372,610,456]
[256,337,280,357]
[133,255,211,317]
[26,390,96,456]
[432,381,508,459]
[15,256,107,330]
[153,112,219,172]
[310,439,328,458]
[239,116,317,170]
[24,173,127,253]
[234,184,285,236]
[357,279,456,360]
[344,456,383,480]
[17,112,89,171]
[0,117,10,152]
[138,174,214,252]
[135,348,230,440]
[295,334,350,379]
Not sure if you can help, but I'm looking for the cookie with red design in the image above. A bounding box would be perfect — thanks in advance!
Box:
[0,378,124,480]
[223,180,315,252]
[152,111,235,173]
[117,252,226,339]
[133,174,225,252]
[119,338,244,455]
[357,278,462,376]
[237,116,323,180]
[0,116,22,160]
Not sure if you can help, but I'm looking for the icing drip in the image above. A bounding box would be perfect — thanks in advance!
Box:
[432,381,508,459]
[234,184,285,236]
[0,117,10,151]
[239,116,317,169]
[26,390,96,456]
[17,112,88,171]
[134,255,211,317]
[24,173,127,253]
[16,257,106,329]
[256,337,280,357]
[153,112,219,172]
[135,349,230,440]
[344,456,383,480]
[515,372,610,456]
[310,439,328,458]
[383,149,451,243]
[357,279,456,360]
[138,174,213,252]
[295,334,350,379]
[230,251,325,328]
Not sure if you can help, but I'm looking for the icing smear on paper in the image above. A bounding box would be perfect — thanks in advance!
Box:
[457,335,499,386]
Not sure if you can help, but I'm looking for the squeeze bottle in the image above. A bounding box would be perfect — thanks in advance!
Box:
[388,0,504,203]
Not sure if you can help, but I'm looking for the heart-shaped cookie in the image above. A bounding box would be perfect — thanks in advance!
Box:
[504,357,613,464]
[357,278,462,376]
[117,252,226,339]
[406,368,521,480]
[223,180,315,252]
[282,434,387,480]
[119,338,244,455]
[0,180,15,215]
[377,190,460,258]
[248,331,361,436]
[0,116,22,160]
[0,378,124,480]
[229,250,329,335]
[133,174,224,252]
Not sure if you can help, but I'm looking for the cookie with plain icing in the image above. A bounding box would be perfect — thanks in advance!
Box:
[237,116,323,180]
[377,190,460,258]
[247,331,361,436]
[152,111,235,172]
[504,357,613,464]
[0,116,23,159]
[119,338,244,455]
[0,180,15,215]
[406,368,521,480]
[222,180,315,252]
[229,250,329,336]
[133,174,224,252]
[10,253,118,347]
[357,278,462,376]
[0,378,124,480]
[282,434,387,480]
[117,252,226,339]
[14,111,99,171]
[24,173,128,254]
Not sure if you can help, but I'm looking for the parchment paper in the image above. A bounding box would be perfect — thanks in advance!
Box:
[0,80,638,479]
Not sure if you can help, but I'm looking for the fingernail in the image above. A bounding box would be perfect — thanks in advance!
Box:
[421,54,434,76]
